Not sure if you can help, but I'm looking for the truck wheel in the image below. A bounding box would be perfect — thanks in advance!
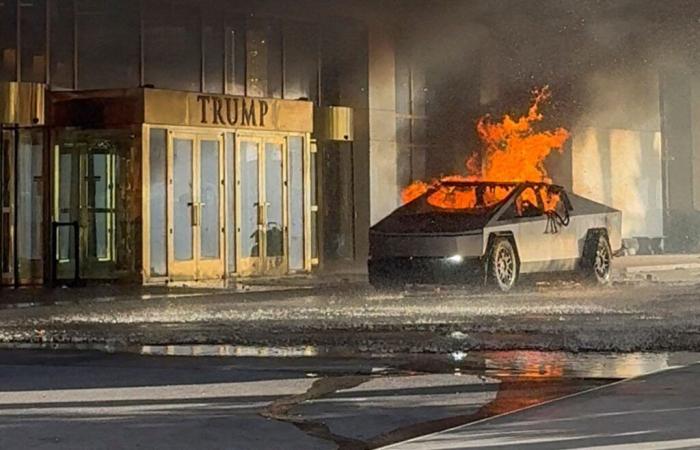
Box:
[488,238,519,292]
[582,232,612,285]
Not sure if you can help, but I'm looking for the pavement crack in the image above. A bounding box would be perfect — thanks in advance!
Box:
[261,375,371,449]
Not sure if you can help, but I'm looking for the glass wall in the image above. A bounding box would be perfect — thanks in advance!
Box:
[76,0,139,89]
[49,0,74,90]
[288,136,304,271]
[4,0,372,104]
[148,128,167,276]
[143,0,201,92]
[16,129,43,281]
[0,0,17,81]
[20,0,46,83]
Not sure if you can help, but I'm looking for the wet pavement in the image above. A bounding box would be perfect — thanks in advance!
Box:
[388,361,700,450]
[1,348,695,450]
[1,278,700,353]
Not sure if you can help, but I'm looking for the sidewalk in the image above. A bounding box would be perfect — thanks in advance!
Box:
[0,273,367,310]
[0,254,698,310]
[613,254,700,283]
[387,361,700,449]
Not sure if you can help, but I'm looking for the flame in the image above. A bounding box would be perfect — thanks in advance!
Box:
[402,86,570,211]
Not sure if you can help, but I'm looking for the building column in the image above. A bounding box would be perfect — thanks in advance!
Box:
[367,25,398,225]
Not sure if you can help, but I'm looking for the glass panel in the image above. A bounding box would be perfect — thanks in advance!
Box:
[87,153,112,261]
[246,25,267,98]
[225,133,235,272]
[1,132,11,207]
[17,130,43,280]
[49,0,74,90]
[20,0,46,83]
[89,154,108,209]
[224,15,245,95]
[265,142,284,257]
[0,0,17,82]
[76,0,139,89]
[1,131,13,274]
[200,140,220,259]
[288,137,304,270]
[92,211,109,260]
[240,141,259,258]
[203,9,224,94]
[149,128,167,276]
[283,22,318,102]
[144,0,201,92]
[246,20,282,98]
[173,138,193,261]
[57,151,73,261]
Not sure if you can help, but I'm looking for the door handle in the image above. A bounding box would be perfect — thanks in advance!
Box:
[188,202,200,226]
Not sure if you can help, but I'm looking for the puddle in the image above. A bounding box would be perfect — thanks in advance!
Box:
[3,340,698,381]
[135,344,700,380]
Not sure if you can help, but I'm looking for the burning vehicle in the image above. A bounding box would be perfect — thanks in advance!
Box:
[370,87,621,291]
[368,180,622,291]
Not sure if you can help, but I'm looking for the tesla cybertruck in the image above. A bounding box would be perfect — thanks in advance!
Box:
[368,181,622,291]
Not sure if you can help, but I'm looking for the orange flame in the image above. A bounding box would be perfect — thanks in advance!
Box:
[401,87,570,211]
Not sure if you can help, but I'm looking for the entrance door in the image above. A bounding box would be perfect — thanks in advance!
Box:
[236,135,287,276]
[168,133,225,281]
[55,138,118,279]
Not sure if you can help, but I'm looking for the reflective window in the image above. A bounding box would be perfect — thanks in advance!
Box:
[20,0,46,83]
[173,138,194,260]
[225,133,235,273]
[203,8,224,94]
[288,136,304,270]
[264,142,284,256]
[284,21,318,102]
[239,141,259,257]
[225,15,246,95]
[149,128,167,276]
[246,19,282,98]
[144,0,200,91]
[76,0,139,89]
[49,0,74,90]
[199,139,220,259]
[0,0,17,81]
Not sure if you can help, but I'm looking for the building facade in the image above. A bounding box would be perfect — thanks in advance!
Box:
[0,0,415,285]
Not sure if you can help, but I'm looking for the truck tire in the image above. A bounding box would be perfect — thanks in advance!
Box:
[488,237,519,292]
[581,231,612,285]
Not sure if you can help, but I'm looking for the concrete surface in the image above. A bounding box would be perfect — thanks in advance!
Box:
[386,362,700,450]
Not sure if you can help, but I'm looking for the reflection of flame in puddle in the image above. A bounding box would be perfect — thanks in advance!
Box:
[140,344,319,358]
[482,351,676,379]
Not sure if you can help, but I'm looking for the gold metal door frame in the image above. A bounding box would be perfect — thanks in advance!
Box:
[235,133,289,277]
[54,135,119,279]
[0,128,14,284]
[167,131,225,281]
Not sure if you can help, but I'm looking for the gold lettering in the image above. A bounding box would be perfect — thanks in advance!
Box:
[242,99,256,126]
[259,100,269,127]
[197,95,211,124]
[225,98,239,125]
[212,97,225,125]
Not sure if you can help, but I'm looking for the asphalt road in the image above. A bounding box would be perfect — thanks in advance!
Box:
[0,349,615,450]
[1,276,700,352]
[388,362,700,450]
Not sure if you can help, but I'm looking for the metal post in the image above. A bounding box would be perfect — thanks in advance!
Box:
[72,220,80,285]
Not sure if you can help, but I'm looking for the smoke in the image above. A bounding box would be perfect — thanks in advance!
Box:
[396,0,700,178]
